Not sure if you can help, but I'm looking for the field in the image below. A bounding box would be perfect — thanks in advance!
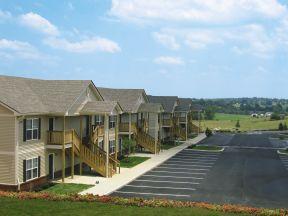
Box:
[201,113,288,132]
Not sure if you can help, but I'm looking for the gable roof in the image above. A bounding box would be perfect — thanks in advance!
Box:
[98,87,147,113]
[175,98,193,112]
[138,103,163,113]
[79,101,123,115]
[0,75,95,115]
[148,95,178,113]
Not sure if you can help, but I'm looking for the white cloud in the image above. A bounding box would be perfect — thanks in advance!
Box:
[154,56,184,65]
[154,24,282,58]
[152,32,180,50]
[0,10,11,21]
[0,38,49,60]
[44,37,121,53]
[19,12,59,36]
[68,2,74,11]
[110,0,286,24]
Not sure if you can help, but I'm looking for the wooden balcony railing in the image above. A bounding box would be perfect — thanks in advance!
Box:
[91,125,104,144]
[178,117,187,123]
[162,119,173,127]
[47,129,119,177]
[136,130,160,154]
[119,122,137,133]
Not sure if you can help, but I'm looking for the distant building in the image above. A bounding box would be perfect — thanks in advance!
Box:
[251,113,258,118]
[265,112,272,118]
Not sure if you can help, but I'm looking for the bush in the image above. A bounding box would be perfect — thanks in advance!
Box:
[205,128,213,137]
[122,137,136,156]
[279,123,284,131]
[235,120,240,128]
[284,123,288,130]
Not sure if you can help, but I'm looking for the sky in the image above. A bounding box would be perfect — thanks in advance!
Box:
[0,0,288,99]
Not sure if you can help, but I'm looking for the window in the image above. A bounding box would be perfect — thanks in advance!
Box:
[26,118,39,141]
[98,140,104,150]
[109,116,116,129]
[109,140,116,154]
[95,115,103,126]
[26,157,39,181]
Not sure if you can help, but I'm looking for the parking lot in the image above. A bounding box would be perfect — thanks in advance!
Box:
[112,133,288,208]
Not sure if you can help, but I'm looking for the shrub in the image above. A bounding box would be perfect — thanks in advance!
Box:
[205,128,213,137]
[271,113,281,121]
[279,123,284,131]
[284,123,288,131]
[235,120,240,128]
[122,137,136,156]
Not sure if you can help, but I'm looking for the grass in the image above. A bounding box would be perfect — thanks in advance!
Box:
[188,145,223,151]
[202,113,288,132]
[161,140,182,150]
[120,156,150,168]
[0,197,248,216]
[39,183,93,195]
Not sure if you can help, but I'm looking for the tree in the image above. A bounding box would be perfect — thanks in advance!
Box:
[235,120,240,128]
[204,106,216,120]
[279,122,284,131]
[271,112,281,121]
[122,137,136,157]
[205,128,213,137]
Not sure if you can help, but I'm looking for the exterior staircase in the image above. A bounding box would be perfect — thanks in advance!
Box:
[135,129,160,154]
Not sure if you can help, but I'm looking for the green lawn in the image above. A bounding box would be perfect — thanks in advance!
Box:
[188,145,223,151]
[39,183,93,195]
[0,197,248,216]
[120,156,150,168]
[161,140,182,150]
[202,113,288,132]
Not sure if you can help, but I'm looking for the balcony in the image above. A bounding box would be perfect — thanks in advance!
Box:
[162,119,173,127]
[119,122,137,134]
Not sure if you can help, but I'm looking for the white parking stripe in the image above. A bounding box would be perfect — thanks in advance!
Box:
[173,155,219,159]
[126,185,196,191]
[155,167,209,171]
[134,179,200,185]
[168,158,217,163]
[150,170,206,175]
[161,164,212,168]
[142,174,204,180]
[115,191,191,198]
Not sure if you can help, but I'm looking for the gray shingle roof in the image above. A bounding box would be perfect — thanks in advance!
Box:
[98,87,147,113]
[148,95,178,113]
[0,75,92,115]
[175,98,193,112]
[138,103,163,113]
[79,101,122,115]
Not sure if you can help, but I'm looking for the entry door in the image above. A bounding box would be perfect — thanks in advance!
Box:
[48,154,54,179]
[49,118,54,131]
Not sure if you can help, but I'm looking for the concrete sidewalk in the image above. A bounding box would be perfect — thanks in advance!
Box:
[79,133,206,196]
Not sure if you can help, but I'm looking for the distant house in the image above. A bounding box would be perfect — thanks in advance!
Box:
[251,113,258,118]
[265,112,272,118]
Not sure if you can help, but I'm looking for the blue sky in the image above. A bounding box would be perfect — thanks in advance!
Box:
[0,0,288,98]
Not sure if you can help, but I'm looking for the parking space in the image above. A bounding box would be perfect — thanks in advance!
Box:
[113,149,222,200]
[279,154,288,171]
[112,133,288,208]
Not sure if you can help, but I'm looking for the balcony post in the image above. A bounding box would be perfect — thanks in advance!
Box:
[79,116,83,175]
[128,112,131,140]
[154,113,157,155]
[115,114,119,160]
[104,113,109,177]
[185,113,188,140]
[71,129,74,179]
[62,116,66,182]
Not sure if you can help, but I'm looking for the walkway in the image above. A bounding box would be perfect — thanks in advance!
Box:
[79,134,206,196]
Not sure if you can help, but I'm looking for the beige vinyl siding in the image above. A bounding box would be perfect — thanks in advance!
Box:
[17,116,47,183]
[148,113,159,141]
[0,107,16,184]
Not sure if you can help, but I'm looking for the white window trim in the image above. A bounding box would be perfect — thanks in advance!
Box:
[26,157,39,181]
[26,118,39,141]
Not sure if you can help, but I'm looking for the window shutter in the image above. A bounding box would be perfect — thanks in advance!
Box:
[23,119,26,142]
[23,160,26,182]
[38,118,41,140]
[38,156,41,177]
